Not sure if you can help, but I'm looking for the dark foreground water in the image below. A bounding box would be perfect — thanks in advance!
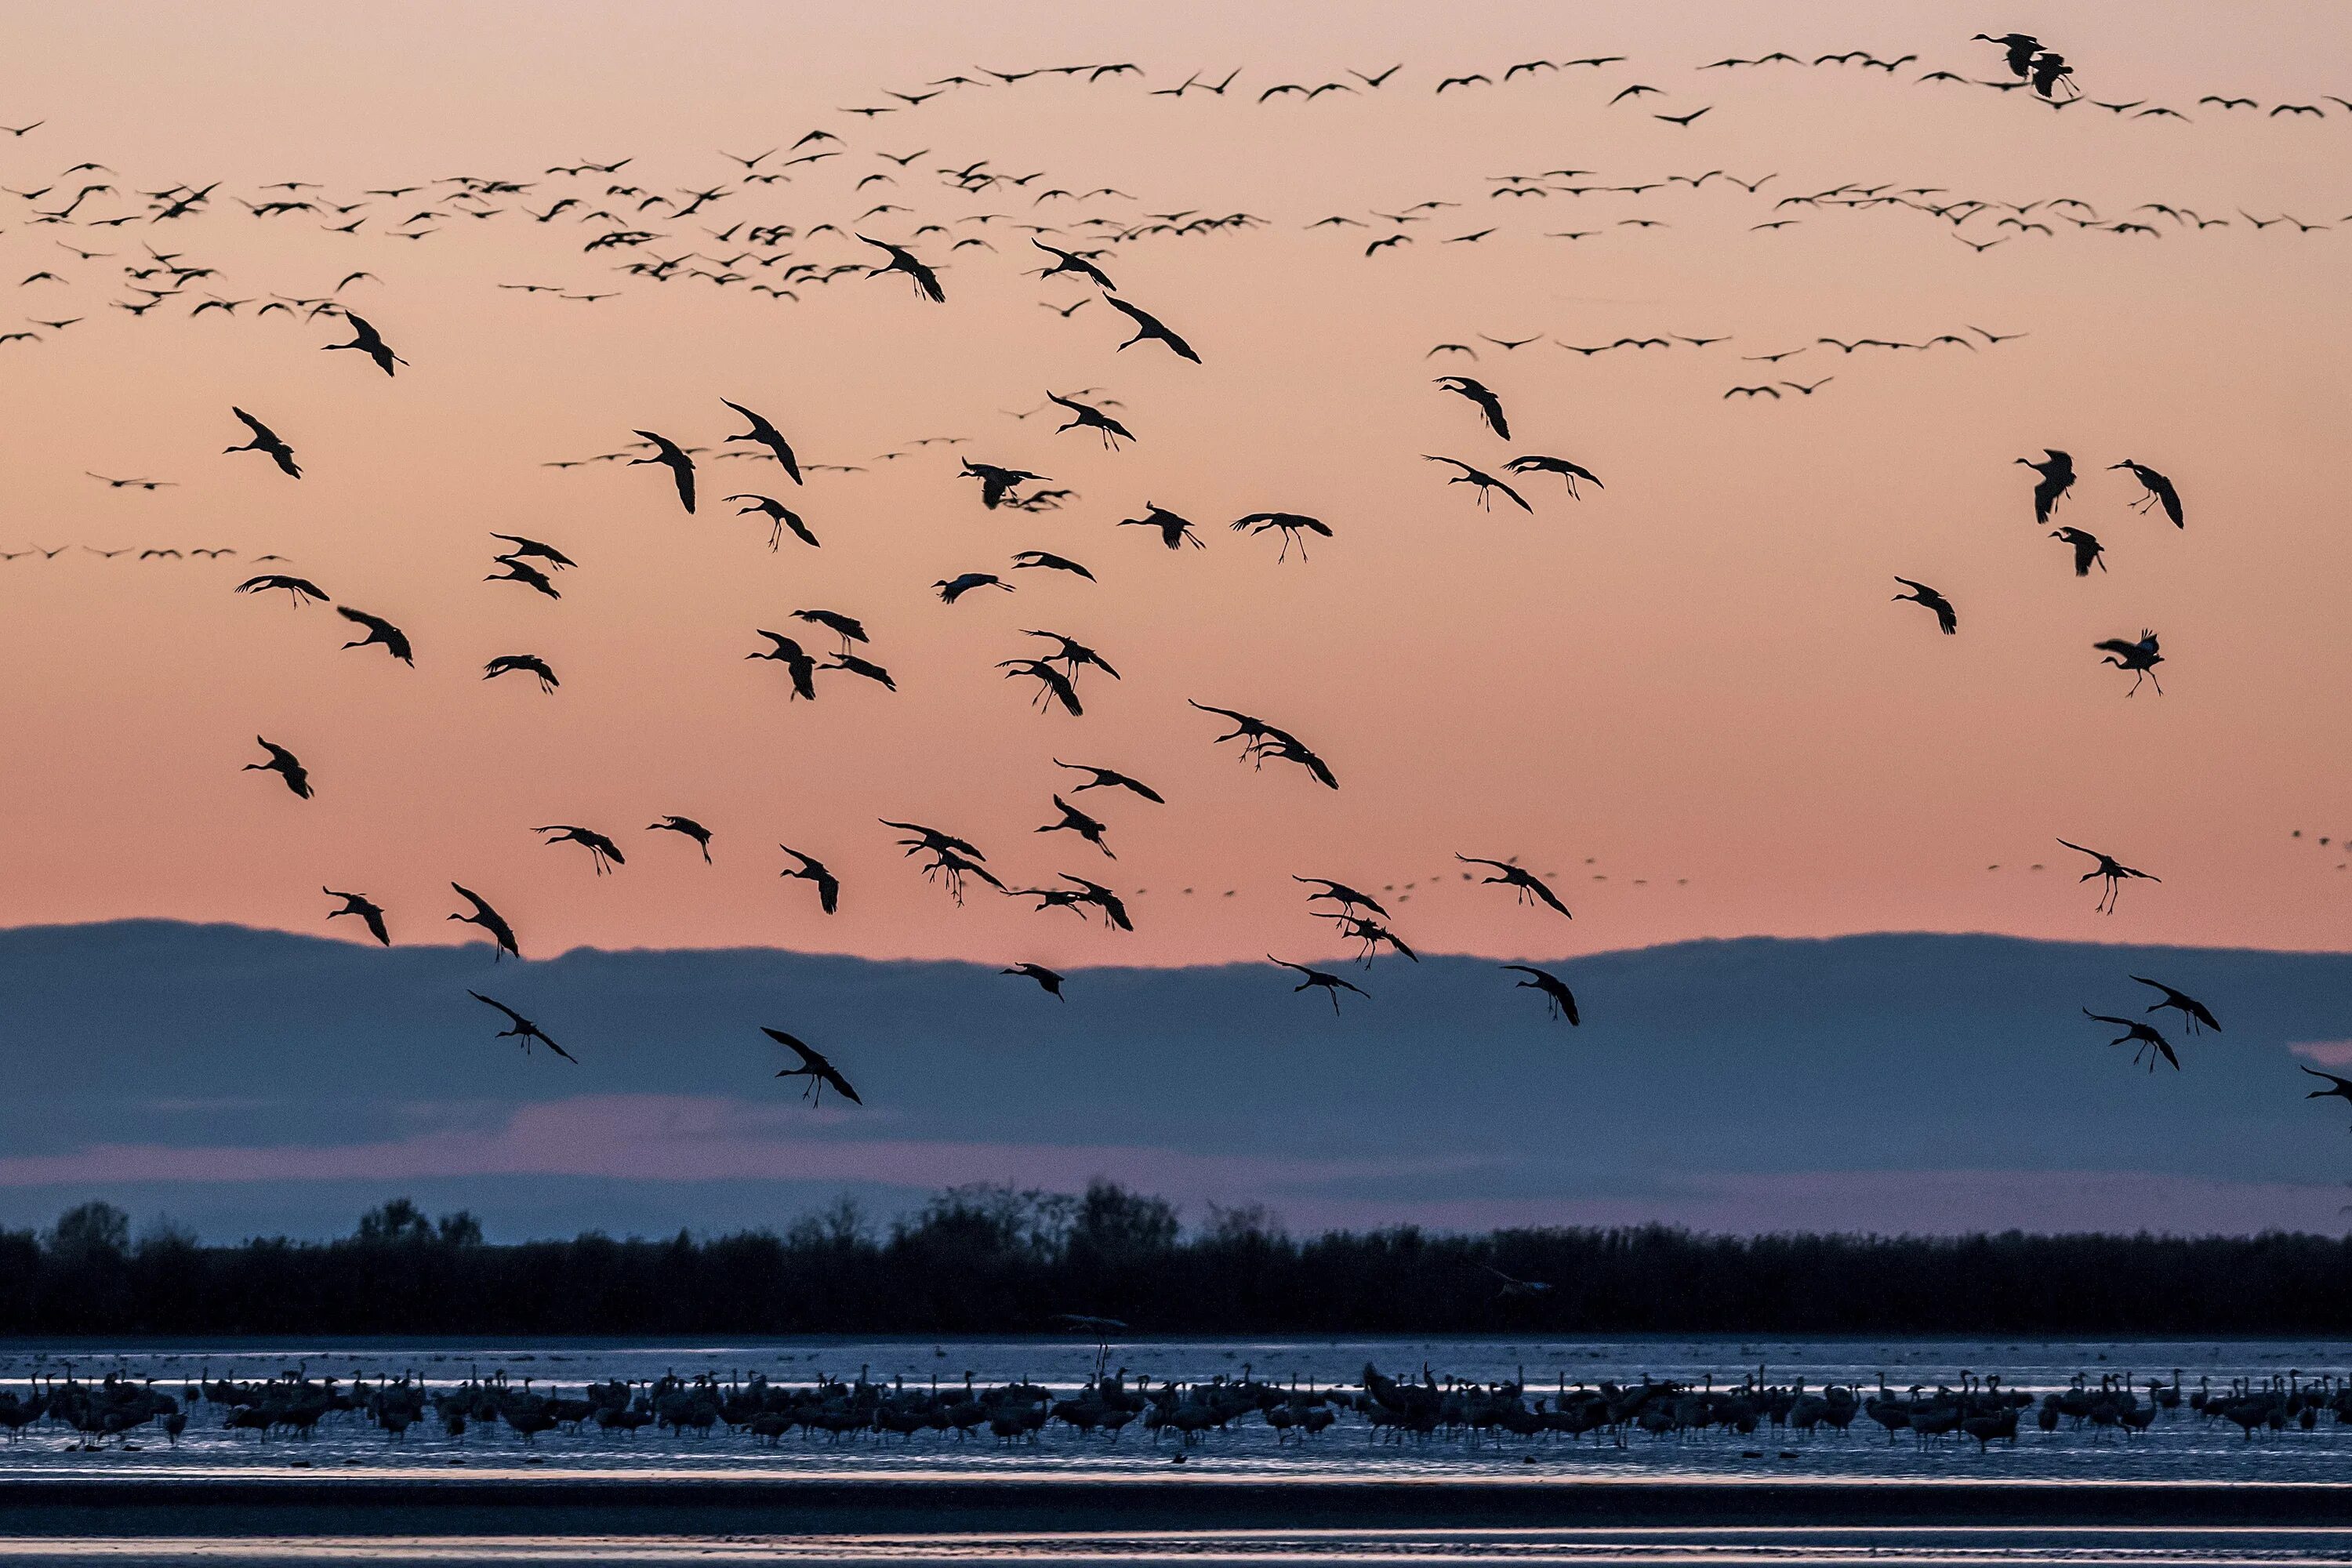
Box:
[6,1338,2352,1564]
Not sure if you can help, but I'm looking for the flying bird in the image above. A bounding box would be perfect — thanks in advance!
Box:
[1230,512,1332,561]
[224,408,299,477]
[779,845,841,913]
[1004,962,1067,1000]
[536,823,626,874]
[858,234,945,301]
[447,884,521,961]
[1102,295,1200,361]
[1118,503,1204,550]
[2111,459,2184,527]
[236,573,328,606]
[2093,629,2164,695]
[242,737,312,799]
[484,653,560,691]
[1433,376,1509,438]
[2051,527,2106,576]
[1457,854,1571,917]
[629,430,697,513]
[720,399,802,482]
[323,887,390,946]
[321,310,405,375]
[938,572,1014,604]
[1892,577,1957,634]
[335,606,414,664]
[1054,760,1163,803]
[1425,455,1532,512]
[1269,955,1367,1015]
[471,991,577,1063]
[2082,1009,2179,1073]
[648,815,714,862]
[1503,454,1603,498]
[2130,975,2220,1035]
[2057,839,2159,914]
[1502,964,1581,1024]
[728,493,818,550]
[2017,449,2074,524]
[764,1027,862,1105]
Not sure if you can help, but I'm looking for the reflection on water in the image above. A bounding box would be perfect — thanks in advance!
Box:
[9,1530,2352,1565]
[3,1338,2351,1483]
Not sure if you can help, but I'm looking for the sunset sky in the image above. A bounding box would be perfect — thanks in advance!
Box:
[3,0,2350,976]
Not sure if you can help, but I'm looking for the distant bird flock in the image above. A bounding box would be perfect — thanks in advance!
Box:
[1,29,2343,1126]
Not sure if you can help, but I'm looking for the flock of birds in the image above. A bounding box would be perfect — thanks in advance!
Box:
[8,1358,2352,1458]
[2,28,2345,1132]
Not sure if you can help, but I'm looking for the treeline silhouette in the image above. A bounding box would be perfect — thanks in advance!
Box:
[6,1185,2352,1337]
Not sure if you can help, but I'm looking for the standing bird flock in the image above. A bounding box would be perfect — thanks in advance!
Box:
[1,25,2340,1127]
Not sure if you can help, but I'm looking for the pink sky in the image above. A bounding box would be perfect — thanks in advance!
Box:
[2,2,2349,969]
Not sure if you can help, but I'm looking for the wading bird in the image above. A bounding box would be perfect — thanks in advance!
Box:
[1054,760,1163,803]
[225,408,299,477]
[720,398,801,482]
[1433,376,1510,437]
[1004,961,1067,1000]
[1425,455,1531,511]
[484,654,559,691]
[2093,629,2163,695]
[335,606,414,664]
[778,845,841,913]
[2111,459,2184,526]
[321,310,405,375]
[1118,503,1205,550]
[536,823,626,873]
[2017,449,2074,524]
[1504,453,1603,497]
[2052,526,2106,575]
[2131,975,2220,1035]
[629,430,697,513]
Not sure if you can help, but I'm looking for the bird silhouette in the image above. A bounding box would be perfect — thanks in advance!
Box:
[323,887,390,946]
[1031,238,1115,290]
[1294,876,1388,916]
[447,884,521,961]
[960,459,1047,509]
[1000,658,1083,716]
[1893,577,1957,634]
[537,824,626,874]
[2130,975,2220,1035]
[2111,459,2184,527]
[2057,839,2159,914]
[242,737,312,799]
[2302,1065,2352,1122]
[858,234,945,302]
[484,654,560,691]
[2051,526,2106,575]
[1503,454,1603,498]
[2017,449,2074,524]
[2082,1009,2179,1073]
[1433,376,1510,438]
[2093,629,2164,695]
[1425,456,1532,512]
[1230,512,1331,561]
[1047,391,1135,449]
[727,493,818,550]
[764,1027,861,1105]
[1054,760,1163,803]
[1973,33,2042,78]
[488,533,577,570]
[224,408,300,477]
[471,991,577,1062]
[1117,503,1205,550]
[1502,964,1581,1024]
[939,572,1014,604]
[629,430,697,513]
[648,815,714,862]
[1103,295,1200,361]
[335,606,414,665]
[321,311,405,376]
[1038,794,1115,856]
[1457,855,1571,917]
[1004,961,1067,1000]
[720,399,801,482]
[748,631,819,699]
[791,608,869,653]
[779,845,841,913]
[236,573,328,607]
[1269,955,1367,1015]
[485,557,561,598]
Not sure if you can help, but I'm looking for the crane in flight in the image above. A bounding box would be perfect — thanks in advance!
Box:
[1502,964,1581,1024]
[648,815,714,862]
[779,846,841,913]
[629,430,697,513]
[448,884,521,960]
[2016,449,2074,524]
[1269,955,1367,1015]
[2130,975,2220,1035]
[1425,456,1532,512]
[1893,577,1957,634]
[1054,760,1163,803]
[225,408,300,477]
[1457,855,1572,917]
[2082,1009,2179,1073]
[2056,839,2158,914]
[2093,629,2163,695]
[764,1027,862,1105]
[536,824,626,874]
[323,887,390,946]
[1004,961,1067,1000]
[2111,459,2184,527]
[1433,375,1511,438]
[1294,877,1387,917]
[470,992,578,1062]
[243,737,312,799]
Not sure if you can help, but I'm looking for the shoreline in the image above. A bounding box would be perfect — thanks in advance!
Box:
[5,1478,2352,1535]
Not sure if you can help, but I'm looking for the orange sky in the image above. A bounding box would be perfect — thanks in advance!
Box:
[2,1,2349,968]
